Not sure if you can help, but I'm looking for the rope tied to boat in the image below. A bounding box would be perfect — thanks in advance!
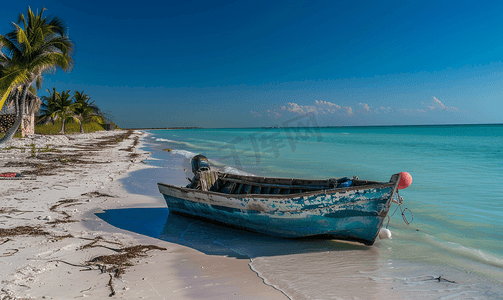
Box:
[386,190,414,228]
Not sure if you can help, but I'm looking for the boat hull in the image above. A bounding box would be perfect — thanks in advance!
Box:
[158,176,399,245]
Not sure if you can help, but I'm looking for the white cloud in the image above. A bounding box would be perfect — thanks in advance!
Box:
[359,103,371,114]
[315,100,341,108]
[284,102,318,115]
[266,109,282,119]
[284,100,353,116]
[398,97,458,114]
[427,96,457,111]
[250,110,262,118]
[379,106,393,113]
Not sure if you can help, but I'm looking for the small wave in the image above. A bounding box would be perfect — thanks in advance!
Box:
[170,149,197,159]
[155,138,177,143]
[153,138,213,151]
[422,234,503,269]
[223,166,255,176]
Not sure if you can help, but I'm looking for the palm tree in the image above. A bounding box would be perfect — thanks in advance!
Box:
[38,87,59,125]
[43,89,79,134]
[73,91,105,133]
[0,7,74,146]
[76,105,104,133]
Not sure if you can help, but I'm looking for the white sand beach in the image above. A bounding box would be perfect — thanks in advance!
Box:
[0,130,287,299]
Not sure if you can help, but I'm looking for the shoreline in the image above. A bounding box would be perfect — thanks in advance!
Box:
[0,130,287,299]
[3,129,503,299]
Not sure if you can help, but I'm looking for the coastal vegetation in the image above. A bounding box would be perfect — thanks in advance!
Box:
[0,87,108,138]
[0,7,74,146]
[38,88,107,134]
[39,89,80,134]
[35,121,105,135]
[0,7,111,141]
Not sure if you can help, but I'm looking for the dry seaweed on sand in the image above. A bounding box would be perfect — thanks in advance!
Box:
[108,273,116,296]
[0,225,50,238]
[87,245,167,278]
[119,136,139,153]
[61,237,166,280]
[426,276,457,284]
[81,191,117,198]
[0,225,73,240]
[91,130,134,148]
[0,207,32,214]
[47,218,78,225]
[49,199,79,211]
[78,236,122,250]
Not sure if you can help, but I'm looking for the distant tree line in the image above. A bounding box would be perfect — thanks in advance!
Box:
[38,88,108,134]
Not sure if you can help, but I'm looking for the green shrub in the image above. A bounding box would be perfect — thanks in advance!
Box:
[35,121,105,135]
[0,132,23,139]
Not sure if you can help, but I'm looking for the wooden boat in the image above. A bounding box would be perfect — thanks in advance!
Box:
[157,155,406,245]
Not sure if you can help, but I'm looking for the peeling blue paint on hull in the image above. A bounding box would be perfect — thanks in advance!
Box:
[162,195,385,244]
[158,176,400,246]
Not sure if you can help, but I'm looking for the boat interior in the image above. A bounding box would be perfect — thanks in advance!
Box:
[187,170,382,195]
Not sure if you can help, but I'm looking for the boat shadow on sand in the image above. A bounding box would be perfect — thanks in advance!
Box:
[96,207,378,260]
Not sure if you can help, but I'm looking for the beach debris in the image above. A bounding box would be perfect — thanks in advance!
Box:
[55,236,166,285]
[0,225,73,243]
[81,191,117,198]
[47,218,78,225]
[424,275,457,284]
[0,248,19,257]
[0,207,32,214]
[86,244,167,278]
[0,172,21,178]
[108,274,116,297]
[0,172,36,180]
[435,276,456,283]
[1,288,16,300]
[119,135,140,154]
[43,216,52,221]
[379,228,392,239]
[0,225,50,238]
[0,238,11,246]
[79,236,122,250]
[49,199,79,212]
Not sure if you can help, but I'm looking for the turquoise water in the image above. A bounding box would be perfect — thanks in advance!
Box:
[145,124,503,298]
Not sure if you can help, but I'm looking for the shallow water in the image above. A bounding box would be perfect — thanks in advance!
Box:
[119,125,503,299]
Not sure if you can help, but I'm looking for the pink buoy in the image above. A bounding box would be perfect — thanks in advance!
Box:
[397,172,412,190]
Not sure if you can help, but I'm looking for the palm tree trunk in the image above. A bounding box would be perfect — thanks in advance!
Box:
[79,121,84,133]
[20,117,25,138]
[0,86,26,147]
[60,118,66,134]
[20,115,29,137]
[29,113,35,134]
[22,113,35,136]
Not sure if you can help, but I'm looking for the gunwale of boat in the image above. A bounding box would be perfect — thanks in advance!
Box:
[158,173,398,199]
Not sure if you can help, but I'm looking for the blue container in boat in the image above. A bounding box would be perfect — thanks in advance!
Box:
[338,178,353,188]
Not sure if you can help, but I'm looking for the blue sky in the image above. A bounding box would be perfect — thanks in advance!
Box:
[1,0,503,128]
